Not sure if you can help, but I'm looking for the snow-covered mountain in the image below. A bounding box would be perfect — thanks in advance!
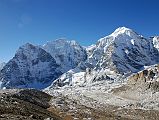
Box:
[44,28,159,119]
[50,27,159,88]
[0,27,159,89]
[1,26,159,119]
[42,39,87,73]
[0,62,5,70]
[87,27,159,73]
[0,39,87,89]
[0,43,62,89]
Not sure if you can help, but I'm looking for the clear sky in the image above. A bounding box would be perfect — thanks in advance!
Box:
[0,0,159,62]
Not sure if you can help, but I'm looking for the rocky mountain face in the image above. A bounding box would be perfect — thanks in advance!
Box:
[51,27,159,88]
[0,43,62,89]
[42,39,87,73]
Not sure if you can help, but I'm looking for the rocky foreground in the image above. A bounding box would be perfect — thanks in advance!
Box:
[45,84,159,120]
[0,86,159,120]
[0,89,62,120]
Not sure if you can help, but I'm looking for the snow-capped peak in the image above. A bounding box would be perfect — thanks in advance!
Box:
[109,27,139,38]
[86,27,159,74]
[112,27,133,34]
[96,27,141,51]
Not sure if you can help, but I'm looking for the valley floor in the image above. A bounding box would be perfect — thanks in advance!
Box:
[0,81,158,120]
[45,81,159,120]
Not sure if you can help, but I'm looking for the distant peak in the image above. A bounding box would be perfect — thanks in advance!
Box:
[19,43,36,50]
[55,38,78,44]
[98,27,141,46]
[55,38,67,42]
[44,38,79,47]
[23,42,33,46]
[45,38,68,45]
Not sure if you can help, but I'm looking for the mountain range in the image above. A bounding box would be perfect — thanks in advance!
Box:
[0,27,159,89]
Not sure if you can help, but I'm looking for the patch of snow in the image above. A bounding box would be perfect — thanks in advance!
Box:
[131,39,134,45]
[124,49,129,54]
[0,81,3,89]
[153,36,159,50]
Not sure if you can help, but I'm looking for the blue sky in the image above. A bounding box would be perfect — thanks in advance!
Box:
[0,0,159,62]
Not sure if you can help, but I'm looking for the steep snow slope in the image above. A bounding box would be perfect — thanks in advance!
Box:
[50,27,159,88]
[0,43,62,89]
[43,39,87,73]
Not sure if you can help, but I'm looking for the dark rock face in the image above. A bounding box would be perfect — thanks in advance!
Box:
[0,89,62,120]
[0,43,62,89]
